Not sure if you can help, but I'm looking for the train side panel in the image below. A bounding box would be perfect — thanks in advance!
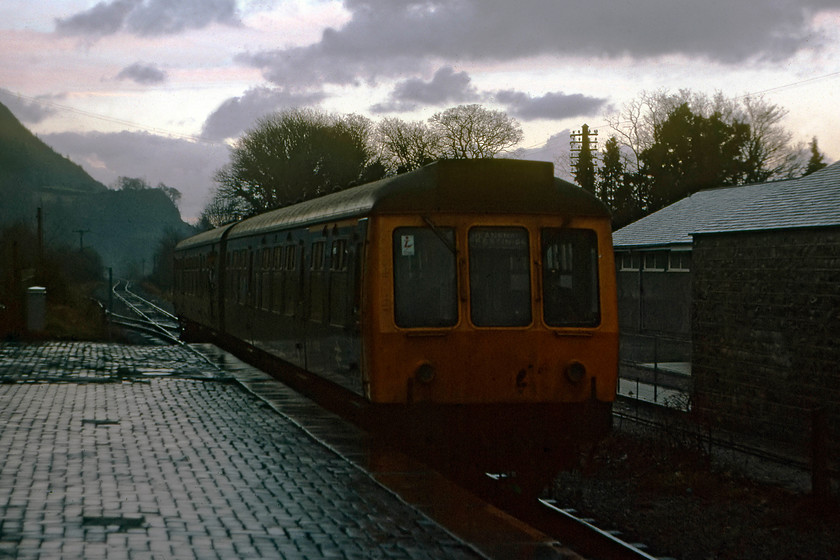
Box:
[172,243,224,335]
[222,220,368,395]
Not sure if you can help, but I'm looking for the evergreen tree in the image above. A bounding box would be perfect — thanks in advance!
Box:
[804,137,827,176]
[640,104,749,211]
[597,136,642,228]
[597,136,622,207]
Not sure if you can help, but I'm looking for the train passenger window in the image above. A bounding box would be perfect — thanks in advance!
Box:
[541,229,600,327]
[393,227,457,328]
[285,245,296,270]
[469,227,531,327]
[274,246,284,270]
[330,239,348,271]
[310,241,325,271]
[284,245,299,317]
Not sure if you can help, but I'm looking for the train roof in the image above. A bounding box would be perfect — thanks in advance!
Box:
[179,159,609,249]
[174,221,236,251]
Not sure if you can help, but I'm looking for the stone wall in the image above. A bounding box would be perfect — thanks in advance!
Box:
[692,227,840,449]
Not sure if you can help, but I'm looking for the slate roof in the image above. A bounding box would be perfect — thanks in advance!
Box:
[613,160,840,248]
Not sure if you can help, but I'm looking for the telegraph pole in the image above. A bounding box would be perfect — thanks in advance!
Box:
[36,207,44,283]
[73,229,91,251]
[570,124,599,195]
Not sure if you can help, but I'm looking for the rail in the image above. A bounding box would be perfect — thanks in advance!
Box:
[538,499,665,560]
[109,280,181,343]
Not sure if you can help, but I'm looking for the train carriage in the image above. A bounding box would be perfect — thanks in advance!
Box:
[174,159,618,456]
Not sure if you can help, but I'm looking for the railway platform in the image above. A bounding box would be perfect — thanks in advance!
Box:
[0,341,574,559]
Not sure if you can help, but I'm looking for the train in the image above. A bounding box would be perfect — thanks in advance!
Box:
[173,159,618,468]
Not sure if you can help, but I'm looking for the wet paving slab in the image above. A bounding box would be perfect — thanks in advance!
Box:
[0,342,573,559]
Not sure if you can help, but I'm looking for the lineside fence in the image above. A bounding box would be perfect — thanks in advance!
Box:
[616,332,837,499]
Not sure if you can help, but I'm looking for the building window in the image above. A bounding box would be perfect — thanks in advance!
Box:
[643,251,668,271]
[669,251,691,272]
[618,251,641,271]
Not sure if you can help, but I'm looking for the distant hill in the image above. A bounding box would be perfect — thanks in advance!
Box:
[0,101,193,275]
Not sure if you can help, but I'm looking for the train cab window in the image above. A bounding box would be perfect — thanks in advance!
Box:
[541,229,600,327]
[469,227,531,327]
[393,227,457,328]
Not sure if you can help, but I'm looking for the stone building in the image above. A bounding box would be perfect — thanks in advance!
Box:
[613,162,840,450]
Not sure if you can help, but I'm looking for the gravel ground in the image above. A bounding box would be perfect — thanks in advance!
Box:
[549,416,839,560]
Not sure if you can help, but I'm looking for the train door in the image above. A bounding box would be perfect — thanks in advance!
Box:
[207,249,217,323]
[304,233,329,374]
[294,240,308,369]
[246,249,256,343]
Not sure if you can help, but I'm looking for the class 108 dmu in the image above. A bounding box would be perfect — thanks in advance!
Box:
[173,159,619,451]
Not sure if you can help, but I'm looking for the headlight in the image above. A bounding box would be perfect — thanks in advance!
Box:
[564,360,586,383]
[415,362,436,384]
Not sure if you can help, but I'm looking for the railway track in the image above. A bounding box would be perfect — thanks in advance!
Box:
[474,471,670,560]
[107,280,181,343]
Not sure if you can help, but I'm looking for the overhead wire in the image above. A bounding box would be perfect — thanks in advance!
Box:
[516,68,840,152]
[0,88,218,144]
[3,67,839,152]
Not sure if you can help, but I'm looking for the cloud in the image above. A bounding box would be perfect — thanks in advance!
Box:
[116,62,168,84]
[514,130,575,179]
[55,0,240,38]
[54,0,135,38]
[200,86,329,141]
[494,90,609,121]
[368,66,607,120]
[239,0,837,89]
[0,89,62,124]
[371,66,479,113]
[41,130,229,221]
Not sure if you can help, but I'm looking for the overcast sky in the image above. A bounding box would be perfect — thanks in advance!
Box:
[2,0,839,221]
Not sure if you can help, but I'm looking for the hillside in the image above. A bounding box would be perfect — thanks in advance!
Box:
[0,102,106,222]
[0,101,193,275]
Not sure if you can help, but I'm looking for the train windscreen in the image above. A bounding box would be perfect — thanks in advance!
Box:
[541,228,600,327]
[393,227,458,328]
[468,227,532,327]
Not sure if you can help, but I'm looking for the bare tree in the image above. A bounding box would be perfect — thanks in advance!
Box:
[724,95,795,182]
[156,182,182,206]
[605,89,701,172]
[607,89,802,183]
[375,117,441,173]
[429,104,523,159]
